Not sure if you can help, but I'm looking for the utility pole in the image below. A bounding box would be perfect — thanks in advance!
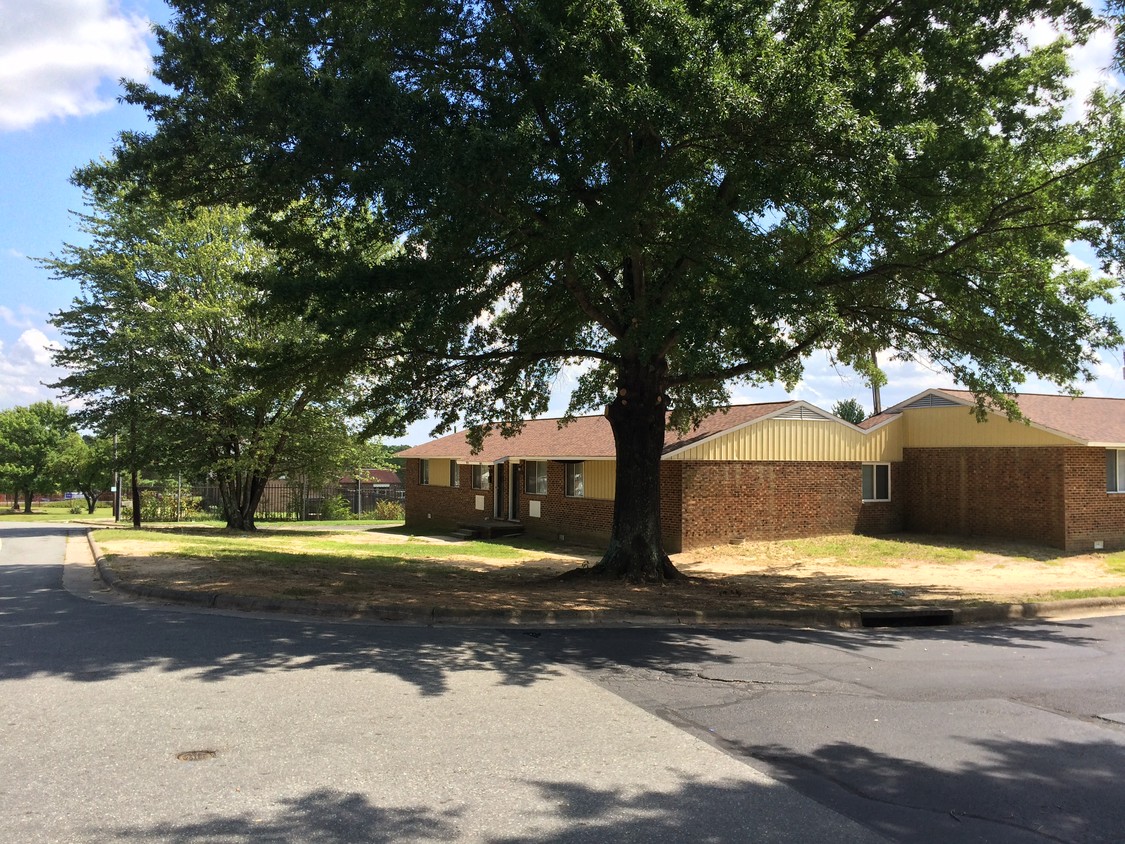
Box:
[870,349,882,415]
[113,432,120,522]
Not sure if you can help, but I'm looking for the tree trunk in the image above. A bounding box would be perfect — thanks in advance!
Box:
[573,359,682,582]
[221,473,267,531]
[84,491,98,514]
[131,468,142,528]
[22,488,32,514]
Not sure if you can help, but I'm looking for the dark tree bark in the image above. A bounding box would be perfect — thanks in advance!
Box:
[22,487,32,514]
[219,472,269,530]
[130,468,142,528]
[569,357,682,582]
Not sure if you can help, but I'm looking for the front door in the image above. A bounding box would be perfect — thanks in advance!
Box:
[509,464,520,521]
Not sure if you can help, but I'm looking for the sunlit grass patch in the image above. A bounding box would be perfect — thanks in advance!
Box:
[776,535,976,567]
[1103,552,1125,575]
[1038,586,1125,601]
[95,527,534,572]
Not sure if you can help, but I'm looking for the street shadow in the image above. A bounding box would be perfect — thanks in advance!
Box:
[0,520,1110,696]
[101,777,831,843]
[731,735,1125,843]
[106,787,462,842]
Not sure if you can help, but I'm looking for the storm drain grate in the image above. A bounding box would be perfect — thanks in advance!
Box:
[176,750,217,762]
[860,609,955,628]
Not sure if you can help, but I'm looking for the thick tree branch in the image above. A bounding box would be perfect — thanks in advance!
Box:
[664,329,827,388]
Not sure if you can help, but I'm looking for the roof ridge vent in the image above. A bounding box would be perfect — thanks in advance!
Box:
[775,405,832,421]
[905,394,962,409]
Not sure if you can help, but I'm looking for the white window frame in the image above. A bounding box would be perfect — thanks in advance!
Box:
[450,460,460,488]
[471,464,491,491]
[524,461,548,495]
[861,463,891,502]
[1108,449,1125,493]
[564,462,585,498]
[419,460,430,486]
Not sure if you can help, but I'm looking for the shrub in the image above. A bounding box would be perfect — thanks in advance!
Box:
[320,494,352,521]
[372,499,405,520]
[121,487,207,522]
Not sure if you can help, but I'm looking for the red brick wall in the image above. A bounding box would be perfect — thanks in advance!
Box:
[1063,448,1125,551]
[677,461,902,549]
[518,461,683,551]
[404,460,495,531]
[900,447,1067,547]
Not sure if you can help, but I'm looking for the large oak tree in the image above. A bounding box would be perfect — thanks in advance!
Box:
[111,0,1125,579]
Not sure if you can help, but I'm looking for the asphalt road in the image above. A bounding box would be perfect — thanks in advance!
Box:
[0,524,880,843]
[529,619,1125,843]
[4,524,1124,843]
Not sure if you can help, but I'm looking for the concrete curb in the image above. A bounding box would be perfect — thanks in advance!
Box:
[84,530,1125,629]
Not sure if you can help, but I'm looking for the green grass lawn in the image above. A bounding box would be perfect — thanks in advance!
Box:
[777,535,977,567]
[93,526,541,573]
[1039,586,1125,601]
[1,501,114,522]
[1102,551,1125,575]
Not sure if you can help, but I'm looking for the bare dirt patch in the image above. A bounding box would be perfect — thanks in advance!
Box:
[94,529,1125,616]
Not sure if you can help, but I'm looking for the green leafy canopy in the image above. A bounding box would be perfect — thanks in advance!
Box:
[109,0,1125,437]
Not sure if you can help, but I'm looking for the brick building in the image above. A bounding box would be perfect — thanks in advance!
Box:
[399,389,1125,552]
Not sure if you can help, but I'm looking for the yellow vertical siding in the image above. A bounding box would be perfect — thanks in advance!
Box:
[901,407,1076,447]
[666,417,904,462]
[583,460,616,500]
[429,459,451,487]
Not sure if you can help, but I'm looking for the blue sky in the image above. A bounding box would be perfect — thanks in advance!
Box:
[0,0,1122,445]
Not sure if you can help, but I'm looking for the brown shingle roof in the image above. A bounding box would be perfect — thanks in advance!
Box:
[936,390,1125,444]
[398,402,798,461]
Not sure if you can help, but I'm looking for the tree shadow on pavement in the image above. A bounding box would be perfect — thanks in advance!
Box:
[105,788,463,843]
[101,777,862,844]
[0,538,1110,697]
[730,735,1125,844]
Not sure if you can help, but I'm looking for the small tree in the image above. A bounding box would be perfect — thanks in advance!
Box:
[50,433,114,514]
[831,399,867,426]
[0,403,72,513]
[48,182,376,530]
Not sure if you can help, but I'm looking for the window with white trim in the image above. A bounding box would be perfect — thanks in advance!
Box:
[471,464,491,490]
[564,462,585,498]
[450,460,460,487]
[524,461,547,495]
[1107,450,1125,492]
[419,460,430,485]
[862,463,890,502]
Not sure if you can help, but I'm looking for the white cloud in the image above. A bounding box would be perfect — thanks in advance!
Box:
[0,328,67,408]
[0,0,152,131]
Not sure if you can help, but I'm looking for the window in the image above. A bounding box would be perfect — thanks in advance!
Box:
[564,462,585,498]
[862,463,890,502]
[524,461,547,495]
[1108,450,1125,493]
[471,464,491,490]
[450,460,460,488]
[419,460,430,485]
